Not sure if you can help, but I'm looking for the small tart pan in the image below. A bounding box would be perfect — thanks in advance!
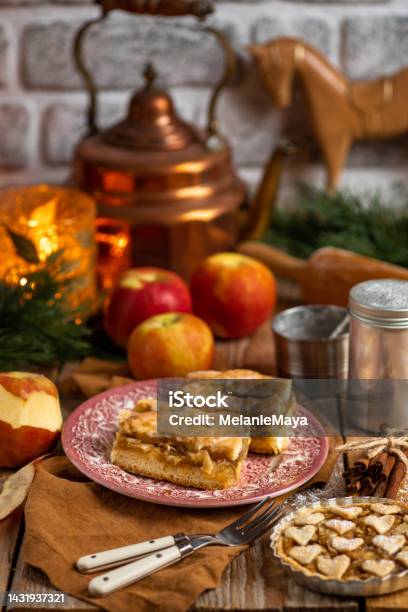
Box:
[270,496,408,596]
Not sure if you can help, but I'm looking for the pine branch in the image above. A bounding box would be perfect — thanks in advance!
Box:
[262,185,408,267]
[0,231,93,370]
[0,271,92,369]
[0,229,127,369]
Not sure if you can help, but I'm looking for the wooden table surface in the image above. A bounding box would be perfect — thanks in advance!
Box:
[1,322,407,612]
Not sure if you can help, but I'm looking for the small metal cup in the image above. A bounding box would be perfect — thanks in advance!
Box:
[272,305,349,379]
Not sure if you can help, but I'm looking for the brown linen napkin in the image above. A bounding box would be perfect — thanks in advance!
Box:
[23,445,340,612]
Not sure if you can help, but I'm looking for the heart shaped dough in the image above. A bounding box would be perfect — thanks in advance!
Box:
[289,544,323,565]
[331,536,364,552]
[396,550,408,567]
[294,512,325,526]
[285,525,316,546]
[371,503,402,515]
[317,555,350,579]
[393,523,408,536]
[325,519,355,535]
[329,506,363,519]
[364,514,395,534]
[362,559,396,578]
[373,535,405,555]
[395,523,408,535]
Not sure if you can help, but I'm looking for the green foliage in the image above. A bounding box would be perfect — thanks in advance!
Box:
[6,228,40,264]
[262,185,408,267]
[0,228,130,369]
[0,229,94,370]
[0,231,127,370]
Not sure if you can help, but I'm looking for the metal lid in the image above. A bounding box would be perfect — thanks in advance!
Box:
[102,64,201,151]
[74,59,246,211]
[349,279,408,328]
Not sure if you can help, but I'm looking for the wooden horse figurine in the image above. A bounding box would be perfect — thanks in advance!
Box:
[250,37,408,190]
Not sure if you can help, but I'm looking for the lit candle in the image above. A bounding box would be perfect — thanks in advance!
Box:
[0,185,97,314]
[95,218,131,291]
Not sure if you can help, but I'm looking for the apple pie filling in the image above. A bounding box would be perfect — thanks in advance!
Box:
[274,502,408,581]
[113,435,249,477]
[111,402,250,489]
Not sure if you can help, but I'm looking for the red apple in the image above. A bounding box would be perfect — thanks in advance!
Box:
[190,252,277,338]
[104,267,192,348]
[0,372,62,468]
[128,313,214,379]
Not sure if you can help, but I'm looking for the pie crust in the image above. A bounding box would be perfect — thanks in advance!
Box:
[274,501,408,582]
[111,404,250,490]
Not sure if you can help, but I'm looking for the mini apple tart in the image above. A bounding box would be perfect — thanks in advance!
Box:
[271,498,408,596]
[111,402,250,490]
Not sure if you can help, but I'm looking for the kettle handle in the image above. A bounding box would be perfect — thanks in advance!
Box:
[98,0,213,17]
[73,0,236,138]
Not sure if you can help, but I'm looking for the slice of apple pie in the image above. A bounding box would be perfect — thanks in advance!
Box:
[111,405,250,490]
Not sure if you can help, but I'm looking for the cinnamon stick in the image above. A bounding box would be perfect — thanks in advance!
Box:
[343,446,407,498]
[359,452,388,495]
[347,480,362,494]
[360,476,378,496]
[343,457,369,487]
[368,451,388,476]
[373,454,396,497]
[344,471,364,484]
[385,459,406,499]
[353,457,370,473]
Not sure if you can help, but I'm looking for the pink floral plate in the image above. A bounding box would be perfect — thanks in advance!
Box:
[62,380,329,508]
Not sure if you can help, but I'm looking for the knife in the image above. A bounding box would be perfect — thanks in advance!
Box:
[88,535,211,597]
[76,534,186,573]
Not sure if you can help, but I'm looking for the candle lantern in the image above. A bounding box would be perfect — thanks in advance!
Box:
[95,218,132,291]
[0,185,97,313]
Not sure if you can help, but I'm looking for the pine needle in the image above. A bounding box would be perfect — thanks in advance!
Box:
[262,185,408,267]
[0,230,128,369]
[0,269,92,370]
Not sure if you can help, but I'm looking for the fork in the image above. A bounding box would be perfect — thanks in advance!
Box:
[77,480,326,576]
[86,496,285,597]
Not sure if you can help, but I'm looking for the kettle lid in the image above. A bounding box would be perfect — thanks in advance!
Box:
[102,63,201,151]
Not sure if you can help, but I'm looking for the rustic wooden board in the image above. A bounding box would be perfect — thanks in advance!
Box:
[366,591,408,612]
[195,535,359,611]
[7,537,96,611]
[214,321,276,376]
[6,535,359,612]
[2,328,405,610]
[4,443,360,611]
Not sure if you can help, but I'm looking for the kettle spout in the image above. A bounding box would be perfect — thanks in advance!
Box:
[240,140,295,241]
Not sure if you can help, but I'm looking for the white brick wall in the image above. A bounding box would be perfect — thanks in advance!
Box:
[0,0,407,195]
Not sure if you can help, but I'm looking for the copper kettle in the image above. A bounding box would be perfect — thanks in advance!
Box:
[73,0,290,287]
